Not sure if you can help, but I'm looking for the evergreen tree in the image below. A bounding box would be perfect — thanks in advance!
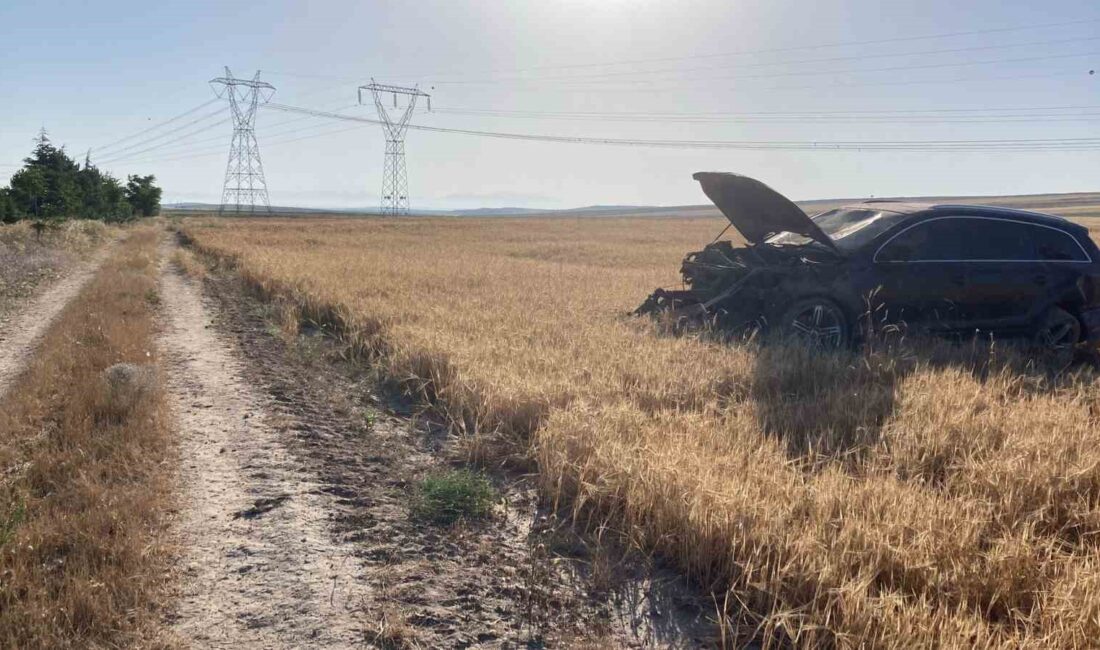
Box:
[0,130,163,223]
[0,189,17,224]
[8,166,47,218]
[124,174,161,218]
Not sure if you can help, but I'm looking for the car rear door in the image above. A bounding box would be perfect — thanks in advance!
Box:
[869,218,968,331]
[1029,223,1094,319]
[944,217,1043,328]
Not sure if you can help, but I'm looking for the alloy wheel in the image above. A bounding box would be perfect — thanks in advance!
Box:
[787,301,846,349]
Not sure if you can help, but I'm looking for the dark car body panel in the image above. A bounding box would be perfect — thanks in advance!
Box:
[640,175,1100,345]
[1082,307,1100,338]
[849,206,1100,339]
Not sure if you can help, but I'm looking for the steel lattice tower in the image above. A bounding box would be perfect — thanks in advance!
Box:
[359,80,430,216]
[210,68,275,215]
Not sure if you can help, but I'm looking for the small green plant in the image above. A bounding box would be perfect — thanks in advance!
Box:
[410,468,495,525]
[0,499,26,547]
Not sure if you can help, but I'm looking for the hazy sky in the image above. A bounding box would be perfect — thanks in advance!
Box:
[1,0,1098,209]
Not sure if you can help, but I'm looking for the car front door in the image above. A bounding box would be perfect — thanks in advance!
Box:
[867,218,968,332]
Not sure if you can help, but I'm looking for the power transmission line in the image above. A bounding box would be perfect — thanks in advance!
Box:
[99,121,376,167]
[429,49,1100,88]
[406,17,1100,80]
[264,102,1100,152]
[96,103,363,167]
[433,107,1100,125]
[434,104,1100,116]
[478,69,1085,95]
[94,97,1100,168]
[262,19,1100,84]
[95,113,230,164]
[91,95,1100,171]
[89,98,221,155]
[429,36,1100,85]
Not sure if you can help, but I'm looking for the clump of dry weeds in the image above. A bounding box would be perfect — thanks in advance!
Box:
[0,226,171,648]
[184,215,1100,647]
[0,219,112,254]
[170,246,206,280]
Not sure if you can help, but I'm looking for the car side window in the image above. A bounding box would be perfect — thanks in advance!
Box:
[1030,225,1089,261]
[875,219,963,262]
[953,218,1033,261]
[876,217,1079,262]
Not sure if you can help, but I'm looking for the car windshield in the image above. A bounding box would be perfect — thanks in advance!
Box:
[766,208,905,253]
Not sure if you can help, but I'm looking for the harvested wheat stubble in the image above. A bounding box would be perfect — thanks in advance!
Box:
[185,216,1100,648]
[0,226,171,649]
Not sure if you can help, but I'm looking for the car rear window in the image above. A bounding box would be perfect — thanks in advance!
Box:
[1031,225,1089,261]
[956,219,1033,261]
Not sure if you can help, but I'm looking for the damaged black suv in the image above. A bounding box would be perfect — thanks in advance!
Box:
[638,172,1100,351]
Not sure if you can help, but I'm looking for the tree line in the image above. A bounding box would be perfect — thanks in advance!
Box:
[0,131,162,224]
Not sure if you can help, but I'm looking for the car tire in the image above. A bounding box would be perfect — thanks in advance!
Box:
[779,297,850,350]
[1034,306,1081,354]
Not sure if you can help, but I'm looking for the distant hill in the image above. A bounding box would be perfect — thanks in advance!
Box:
[163,191,1100,221]
[165,203,348,214]
[162,202,654,217]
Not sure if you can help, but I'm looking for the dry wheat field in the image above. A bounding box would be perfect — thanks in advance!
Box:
[184,214,1100,648]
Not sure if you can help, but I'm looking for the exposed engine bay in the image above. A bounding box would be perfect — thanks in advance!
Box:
[635,239,842,333]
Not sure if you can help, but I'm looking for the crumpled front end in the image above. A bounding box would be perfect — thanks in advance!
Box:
[635,241,765,330]
[635,240,841,334]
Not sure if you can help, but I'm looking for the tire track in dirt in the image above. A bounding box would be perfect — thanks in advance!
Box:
[0,242,116,399]
[157,241,369,648]
[193,240,720,649]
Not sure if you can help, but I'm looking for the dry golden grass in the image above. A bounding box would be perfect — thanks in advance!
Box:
[185,215,1100,648]
[0,219,113,254]
[0,226,172,648]
[0,220,115,310]
[169,246,206,280]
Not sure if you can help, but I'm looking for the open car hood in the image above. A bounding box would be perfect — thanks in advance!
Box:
[693,172,838,251]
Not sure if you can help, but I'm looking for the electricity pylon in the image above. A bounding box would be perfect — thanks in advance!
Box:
[358,80,430,216]
[210,68,275,215]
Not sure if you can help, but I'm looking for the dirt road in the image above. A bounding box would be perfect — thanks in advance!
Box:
[157,243,370,648]
[0,243,115,398]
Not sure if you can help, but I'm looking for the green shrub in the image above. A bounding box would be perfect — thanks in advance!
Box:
[410,469,495,525]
